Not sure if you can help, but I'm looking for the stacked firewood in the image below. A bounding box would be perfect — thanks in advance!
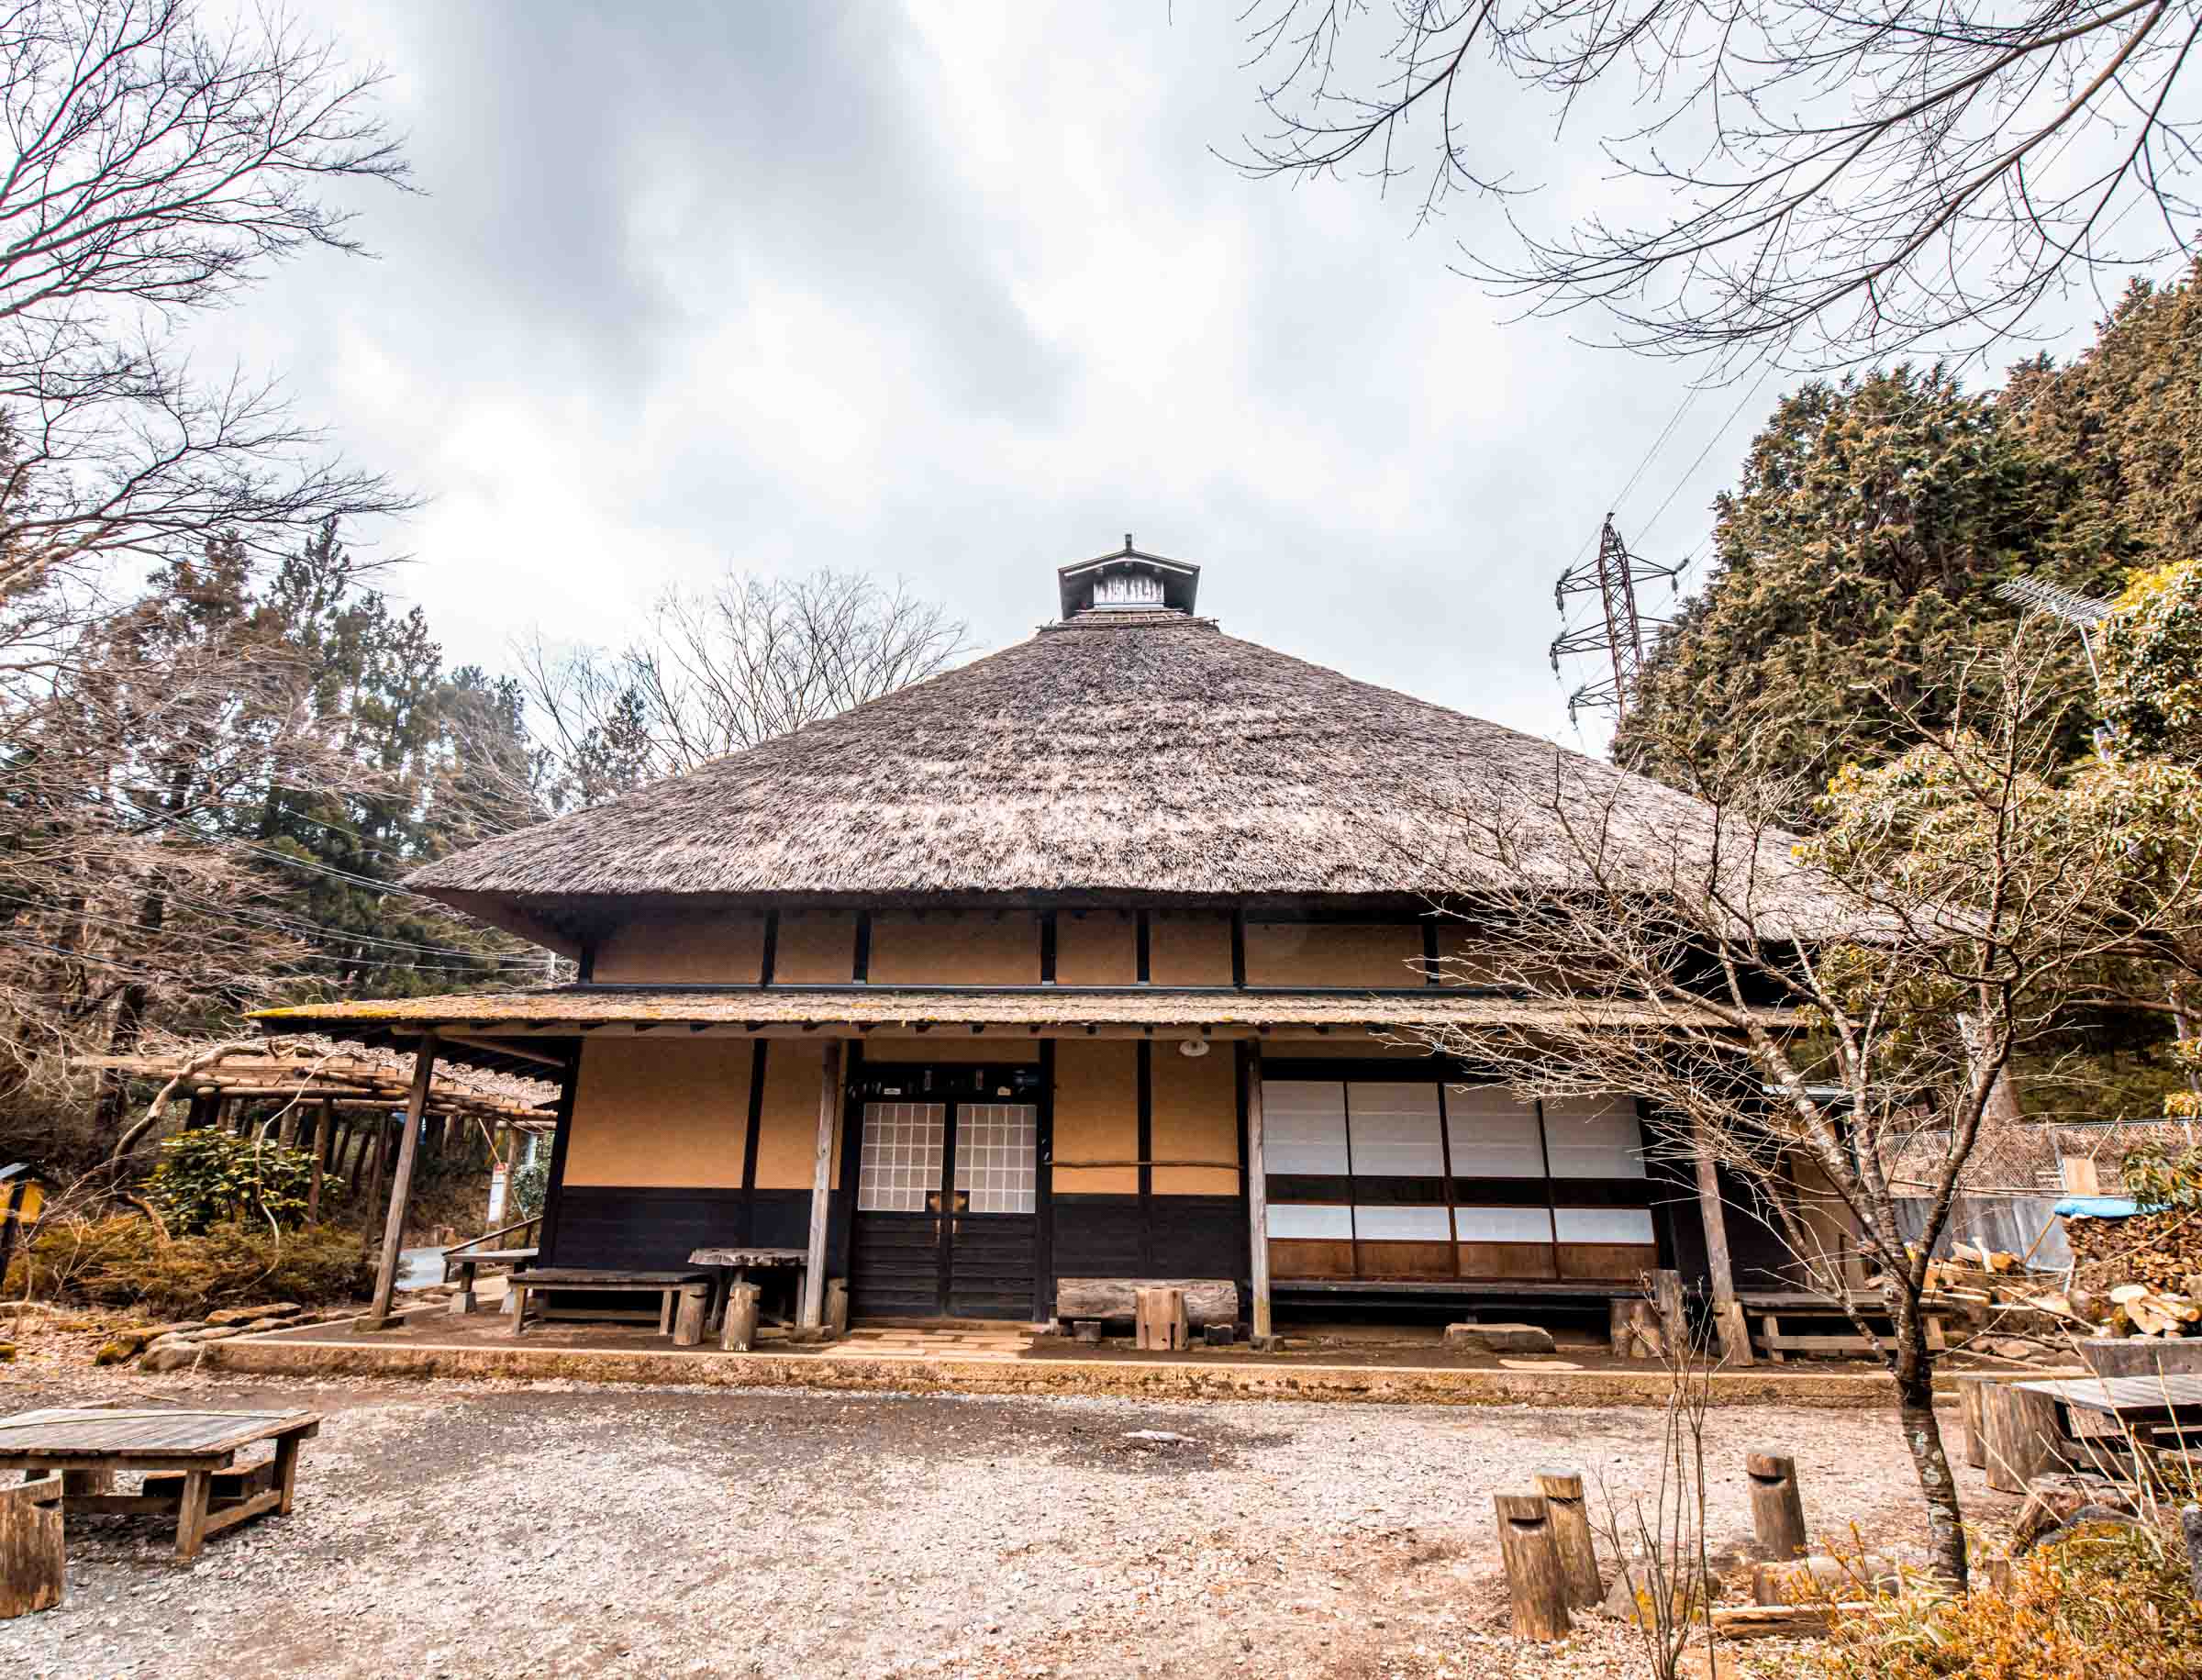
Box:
[2064,1207,2202,1296]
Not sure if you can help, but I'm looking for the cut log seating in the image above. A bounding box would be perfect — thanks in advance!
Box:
[1057,1278,1236,1329]
[0,1475,62,1620]
[1134,1286,1189,1352]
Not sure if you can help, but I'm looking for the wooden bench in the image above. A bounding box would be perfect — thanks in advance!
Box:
[440,1214,541,1313]
[1743,1292,1953,1362]
[507,1268,711,1345]
[0,1407,317,1560]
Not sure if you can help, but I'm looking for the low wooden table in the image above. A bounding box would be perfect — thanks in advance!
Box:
[688,1247,806,1333]
[0,1407,318,1560]
[2018,1373,2202,1449]
[507,1267,711,1343]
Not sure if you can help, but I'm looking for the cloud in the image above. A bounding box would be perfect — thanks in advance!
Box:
[173,2,2114,757]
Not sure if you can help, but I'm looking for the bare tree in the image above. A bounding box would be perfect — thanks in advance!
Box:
[516,567,969,808]
[1410,633,2202,1585]
[0,0,413,604]
[1233,1,2202,364]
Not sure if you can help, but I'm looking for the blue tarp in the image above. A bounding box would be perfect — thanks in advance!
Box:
[2053,1195,2152,1219]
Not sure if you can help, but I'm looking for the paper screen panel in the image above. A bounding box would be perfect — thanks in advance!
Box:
[1541,1096,1648,1179]
[1344,1083,1444,1177]
[1444,1087,1546,1176]
[1262,1082,1350,1174]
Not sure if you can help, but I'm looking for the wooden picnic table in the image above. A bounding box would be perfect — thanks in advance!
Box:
[0,1407,318,1560]
[688,1246,806,1334]
[2018,1373,2202,1445]
[507,1267,711,1343]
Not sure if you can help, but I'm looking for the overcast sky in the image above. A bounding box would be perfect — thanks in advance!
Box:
[195,3,2110,757]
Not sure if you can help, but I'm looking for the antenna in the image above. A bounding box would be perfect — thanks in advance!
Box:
[1992,574,2112,685]
[1550,516,1684,724]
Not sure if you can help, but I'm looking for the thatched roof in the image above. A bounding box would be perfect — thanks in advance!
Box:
[412,580,1841,939]
[254,985,1791,1040]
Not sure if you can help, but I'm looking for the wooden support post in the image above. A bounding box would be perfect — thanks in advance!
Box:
[359,1035,438,1332]
[1533,1468,1601,1608]
[0,1475,64,1619]
[796,1040,842,1335]
[1494,1493,1572,1641]
[360,1114,390,1241]
[722,1282,761,1352]
[306,1097,333,1224]
[1693,1130,1752,1365]
[1246,1046,1272,1345]
[1746,1451,1808,1560]
[174,1469,213,1561]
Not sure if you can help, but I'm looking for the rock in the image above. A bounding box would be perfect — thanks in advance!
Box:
[256,1302,304,1318]
[239,1318,289,1334]
[205,1306,279,1327]
[0,1341,13,1363]
[144,1320,206,1340]
[195,1326,243,1341]
[94,1337,144,1366]
[2012,1473,2135,1554]
[138,1340,200,1374]
[1443,1321,1556,1353]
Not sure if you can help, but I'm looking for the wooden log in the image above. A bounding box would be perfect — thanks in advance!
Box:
[1710,1604,1850,1640]
[1609,1297,1641,1359]
[0,1475,63,1619]
[721,1282,761,1353]
[825,1277,850,1339]
[2011,1473,2134,1554]
[1746,1451,1808,1560]
[672,1285,706,1348]
[798,1041,841,1333]
[1134,1285,1189,1352]
[1692,1129,1753,1364]
[1652,1269,1687,1354]
[1494,1493,1571,1641]
[1056,1277,1239,1328]
[1981,1382,2070,1495]
[1533,1468,1601,1608]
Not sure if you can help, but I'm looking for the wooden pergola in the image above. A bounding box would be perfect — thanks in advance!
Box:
[83,1048,558,1228]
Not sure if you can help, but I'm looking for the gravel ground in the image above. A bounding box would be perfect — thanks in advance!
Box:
[1,1370,1991,1679]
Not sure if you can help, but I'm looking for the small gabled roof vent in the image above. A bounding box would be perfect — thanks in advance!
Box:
[1056,535,1200,618]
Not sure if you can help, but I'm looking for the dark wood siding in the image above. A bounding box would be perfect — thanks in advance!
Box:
[950,1214,1039,1319]
[851,1212,941,1318]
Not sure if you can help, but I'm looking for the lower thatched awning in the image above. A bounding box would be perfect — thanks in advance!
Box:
[252,985,1774,1049]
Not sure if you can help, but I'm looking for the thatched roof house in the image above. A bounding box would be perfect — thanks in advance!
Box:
[264,543,1831,1342]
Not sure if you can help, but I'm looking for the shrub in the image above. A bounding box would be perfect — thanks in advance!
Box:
[144,1129,313,1235]
[1799,1522,2202,1680]
[4,1213,371,1318]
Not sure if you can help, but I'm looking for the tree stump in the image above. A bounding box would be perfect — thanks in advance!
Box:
[1955,1374,2003,1469]
[825,1277,850,1339]
[1746,1452,1808,1560]
[720,1282,761,1353]
[0,1475,63,1619]
[1533,1468,1602,1608]
[1494,1493,1571,1641]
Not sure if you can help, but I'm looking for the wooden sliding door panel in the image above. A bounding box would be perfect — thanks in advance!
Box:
[1554,1243,1659,1282]
[1456,1242,1560,1281]
[1356,1241,1457,1277]
[1270,1239,1357,1278]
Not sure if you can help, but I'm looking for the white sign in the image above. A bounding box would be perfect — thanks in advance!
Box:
[486,1163,509,1224]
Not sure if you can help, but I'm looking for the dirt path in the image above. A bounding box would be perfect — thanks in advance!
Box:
[2,1374,1985,1678]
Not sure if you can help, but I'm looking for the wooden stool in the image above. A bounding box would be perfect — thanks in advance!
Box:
[1134,1286,1188,1352]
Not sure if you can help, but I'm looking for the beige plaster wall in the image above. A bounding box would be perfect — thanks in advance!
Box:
[562,1039,751,1187]
[1152,1047,1239,1195]
[592,912,766,984]
[1148,912,1232,985]
[868,912,1040,985]
[1055,912,1137,985]
[773,911,856,984]
[1051,1039,1138,1194]
[751,1040,840,1187]
[1244,922,1425,987]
